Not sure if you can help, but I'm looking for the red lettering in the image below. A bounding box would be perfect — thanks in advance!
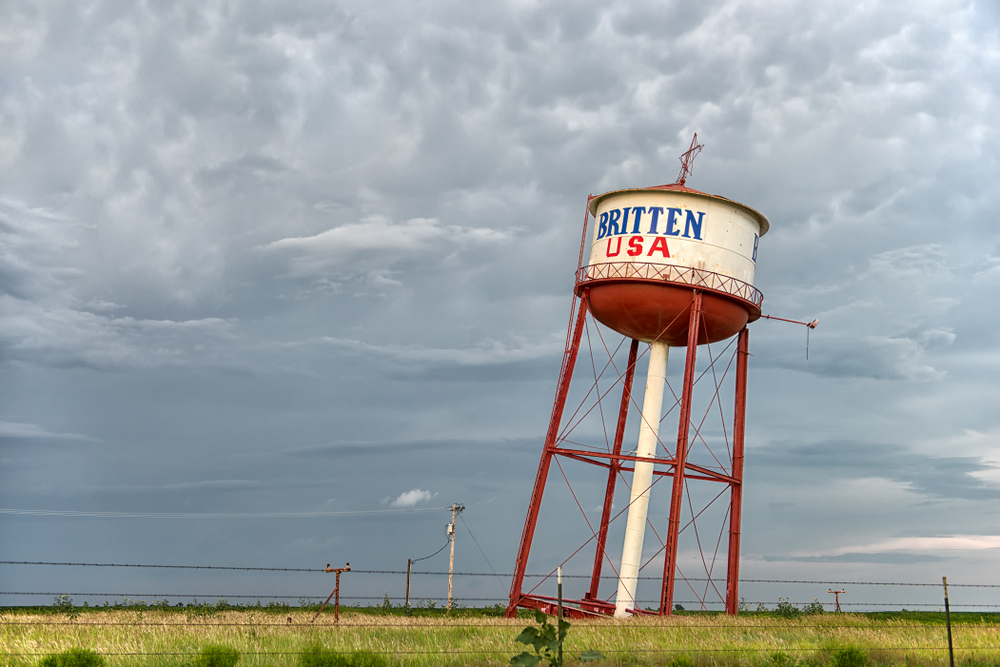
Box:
[647,236,670,257]
[606,237,622,257]
[627,236,643,256]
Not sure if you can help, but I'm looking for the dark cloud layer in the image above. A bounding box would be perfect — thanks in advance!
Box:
[2,0,999,609]
[752,440,1000,500]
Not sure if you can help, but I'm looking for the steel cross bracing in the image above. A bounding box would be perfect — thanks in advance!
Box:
[506,289,750,619]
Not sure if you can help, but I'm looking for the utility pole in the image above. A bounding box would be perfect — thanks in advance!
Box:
[828,589,844,612]
[312,563,350,625]
[557,566,564,665]
[405,558,412,608]
[447,503,465,611]
[943,577,954,667]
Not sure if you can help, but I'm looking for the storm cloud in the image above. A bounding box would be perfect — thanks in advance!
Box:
[1,0,998,610]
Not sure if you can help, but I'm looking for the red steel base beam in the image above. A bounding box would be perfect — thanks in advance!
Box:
[725,327,749,614]
[660,292,703,615]
[587,338,639,601]
[506,292,591,618]
[509,288,752,618]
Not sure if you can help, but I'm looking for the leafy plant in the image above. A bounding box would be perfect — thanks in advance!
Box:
[185,600,219,620]
[510,609,604,667]
[195,644,240,667]
[774,597,801,618]
[803,598,825,615]
[39,648,105,667]
[667,655,694,667]
[830,647,867,667]
[51,595,80,620]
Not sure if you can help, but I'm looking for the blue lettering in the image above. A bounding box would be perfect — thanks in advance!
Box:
[630,206,646,234]
[683,211,705,240]
[598,212,609,240]
[752,233,758,262]
[665,208,683,236]
[646,207,663,234]
[619,207,632,235]
[607,209,621,236]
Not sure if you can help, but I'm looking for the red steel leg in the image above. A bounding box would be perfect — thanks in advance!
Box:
[587,338,640,600]
[506,292,591,617]
[725,327,749,615]
[660,291,703,615]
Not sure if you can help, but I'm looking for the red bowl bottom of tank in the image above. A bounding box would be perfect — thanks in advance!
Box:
[582,281,760,346]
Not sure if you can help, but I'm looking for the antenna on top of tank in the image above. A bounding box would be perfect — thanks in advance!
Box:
[676,133,705,186]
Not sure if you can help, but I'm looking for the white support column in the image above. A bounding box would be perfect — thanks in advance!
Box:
[615,341,669,618]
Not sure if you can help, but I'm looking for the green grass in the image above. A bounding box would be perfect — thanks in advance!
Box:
[2,608,999,667]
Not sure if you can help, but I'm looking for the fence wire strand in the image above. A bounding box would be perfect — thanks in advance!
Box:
[4,561,999,588]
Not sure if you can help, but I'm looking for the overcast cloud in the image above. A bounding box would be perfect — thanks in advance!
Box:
[1,0,999,611]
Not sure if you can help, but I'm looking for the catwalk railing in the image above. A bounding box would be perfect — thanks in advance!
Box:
[576,262,764,309]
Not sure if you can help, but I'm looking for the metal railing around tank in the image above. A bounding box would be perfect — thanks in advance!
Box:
[576,261,764,309]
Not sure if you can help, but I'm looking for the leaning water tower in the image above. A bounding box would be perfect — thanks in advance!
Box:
[506,136,768,618]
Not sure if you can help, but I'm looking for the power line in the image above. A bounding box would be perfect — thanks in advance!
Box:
[4,591,999,610]
[458,514,508,597]
[0,561,322,572]
[0,592,507,601]
[410,541,450,563]
[0,507,451,519]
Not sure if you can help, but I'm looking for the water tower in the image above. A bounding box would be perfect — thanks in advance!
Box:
[506,137,768,618]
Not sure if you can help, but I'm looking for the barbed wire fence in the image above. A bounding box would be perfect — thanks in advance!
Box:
[2,560,1000,612]
[3,560,999,665]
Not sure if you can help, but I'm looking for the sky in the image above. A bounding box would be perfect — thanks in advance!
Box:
[1,0,999,613]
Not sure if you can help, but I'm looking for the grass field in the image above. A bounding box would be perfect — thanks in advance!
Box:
[2,606,999,667]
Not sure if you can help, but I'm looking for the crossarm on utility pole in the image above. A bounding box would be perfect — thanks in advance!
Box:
[312,562,350,625]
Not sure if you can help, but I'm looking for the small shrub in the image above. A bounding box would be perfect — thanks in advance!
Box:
[195,645,240,667]
[803,598,825,615]
[39,648,105,667]
[667,656,694,667]
[510,609,604,667]
[51,596,80,620]
[830,648,867,667]
[774,597,801,618]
